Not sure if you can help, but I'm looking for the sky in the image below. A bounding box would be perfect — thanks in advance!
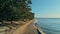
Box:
[31,0,60,18]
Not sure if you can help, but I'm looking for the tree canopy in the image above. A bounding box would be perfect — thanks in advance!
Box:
[0,0,34,22]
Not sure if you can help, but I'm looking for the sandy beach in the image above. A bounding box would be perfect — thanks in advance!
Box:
[13,20,38,34]
[0,20,45,34]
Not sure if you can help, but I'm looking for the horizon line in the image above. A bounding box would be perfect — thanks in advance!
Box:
[35,17,60,18]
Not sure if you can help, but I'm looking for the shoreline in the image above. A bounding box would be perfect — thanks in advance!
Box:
[0,19,45,34]
[13,20,38,34]
[33,20,45,34]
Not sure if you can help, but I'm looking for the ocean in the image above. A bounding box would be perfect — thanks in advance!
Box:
[36,18,60,34]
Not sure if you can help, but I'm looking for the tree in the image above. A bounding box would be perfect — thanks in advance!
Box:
[0,0,34,25]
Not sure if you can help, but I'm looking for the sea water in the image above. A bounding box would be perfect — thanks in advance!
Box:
[36,18,60,34]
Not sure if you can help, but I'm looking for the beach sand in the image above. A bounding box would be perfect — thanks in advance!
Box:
[0,20,45,34]
[13,20,38,34]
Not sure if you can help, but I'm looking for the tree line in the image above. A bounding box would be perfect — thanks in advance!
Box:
[0,0,34,25]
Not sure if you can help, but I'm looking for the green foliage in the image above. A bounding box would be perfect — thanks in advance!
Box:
[0,0,34,22]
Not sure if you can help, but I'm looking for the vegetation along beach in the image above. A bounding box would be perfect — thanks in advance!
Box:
[0,0,45,34]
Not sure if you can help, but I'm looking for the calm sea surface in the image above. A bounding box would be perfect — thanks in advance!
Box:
[36,18,60,34]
